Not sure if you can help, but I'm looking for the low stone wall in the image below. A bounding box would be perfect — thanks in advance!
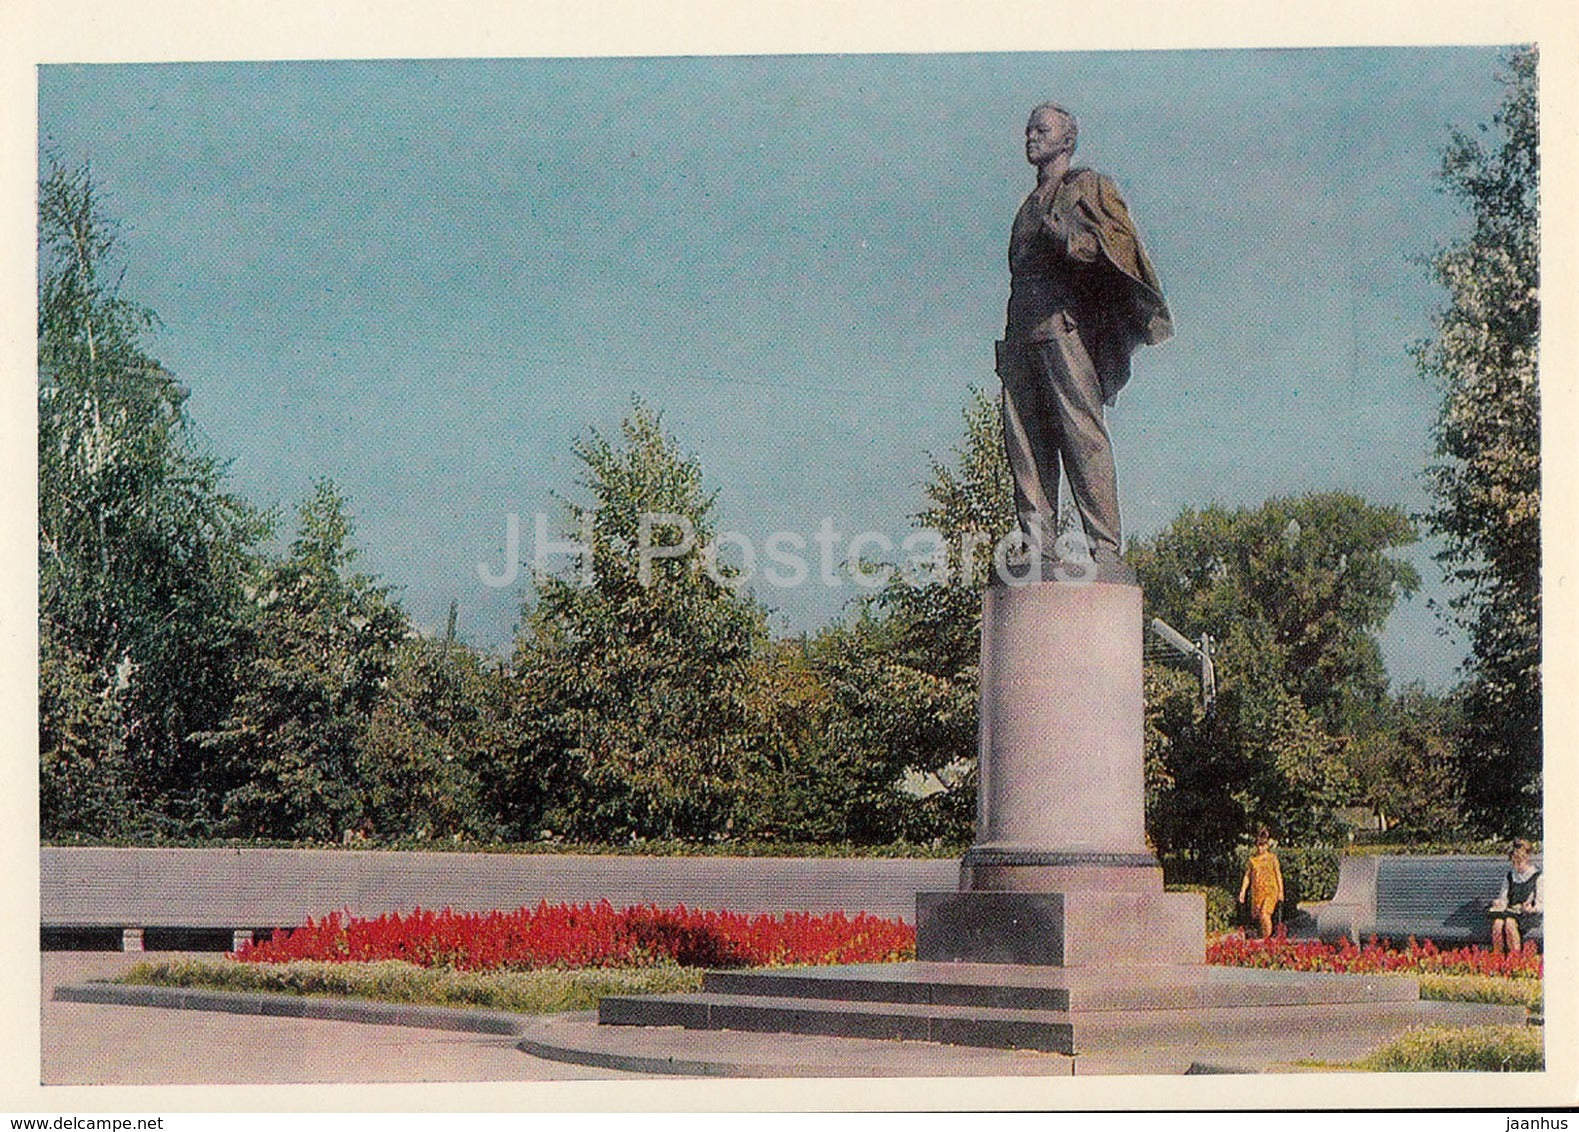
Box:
[41,847,960,937]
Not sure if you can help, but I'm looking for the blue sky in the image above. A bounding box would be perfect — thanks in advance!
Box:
[36,47,1513,687]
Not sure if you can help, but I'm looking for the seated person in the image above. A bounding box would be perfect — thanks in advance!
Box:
[1488,838,1542,954]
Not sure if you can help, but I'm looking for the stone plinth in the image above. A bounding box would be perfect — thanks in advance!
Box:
[594,962,1525,1070]
[916,888,1204,967]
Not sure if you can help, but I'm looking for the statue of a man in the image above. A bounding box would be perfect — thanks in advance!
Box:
[996,103,1172,584]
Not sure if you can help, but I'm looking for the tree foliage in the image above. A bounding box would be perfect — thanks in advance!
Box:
[1342,686,1464,837]
[1416,47,1541,836]
[37,152,1510,856]
[359,636,524,843]
[38,158,268,836]
[1133,494,1421,871]
[203,481,408,839]
[771,389,1015,845]
[516,402,769,841]
[1132,493,1419,733]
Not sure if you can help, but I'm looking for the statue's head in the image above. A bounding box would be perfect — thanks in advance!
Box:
[1025,103,1078,164]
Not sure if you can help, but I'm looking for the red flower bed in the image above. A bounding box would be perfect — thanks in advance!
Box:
[234,901,916,971]
[1207,929,1542,979]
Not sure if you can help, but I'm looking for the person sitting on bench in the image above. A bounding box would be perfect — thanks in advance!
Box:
[1488,838,1542,955]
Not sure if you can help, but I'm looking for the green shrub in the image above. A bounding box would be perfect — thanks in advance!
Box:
[1346,839,1534,856]
[118,957,703,1014]
[46,835,969,858]
[1228,845,1341,907]
[1357,1025,1542,1072]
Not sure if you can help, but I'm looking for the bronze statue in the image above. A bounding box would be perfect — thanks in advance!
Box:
[996,103,1172,584]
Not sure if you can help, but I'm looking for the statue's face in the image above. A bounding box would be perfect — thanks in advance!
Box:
[1025,108,1073,166]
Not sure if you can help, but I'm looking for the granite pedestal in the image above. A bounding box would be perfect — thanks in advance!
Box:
[916,579,1204,966]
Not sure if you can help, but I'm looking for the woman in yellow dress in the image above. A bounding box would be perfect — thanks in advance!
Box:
[1238,827,1284,940]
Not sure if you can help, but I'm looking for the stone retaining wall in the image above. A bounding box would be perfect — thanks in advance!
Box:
[42,847,959,932]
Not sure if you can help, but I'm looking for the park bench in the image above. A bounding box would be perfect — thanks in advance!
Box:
[1307,854,1542,947]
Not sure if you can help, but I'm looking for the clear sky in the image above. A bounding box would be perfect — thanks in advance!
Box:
[36,47,1514,688]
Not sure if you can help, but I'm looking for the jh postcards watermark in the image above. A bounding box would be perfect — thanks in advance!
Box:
[476,512,1101,591]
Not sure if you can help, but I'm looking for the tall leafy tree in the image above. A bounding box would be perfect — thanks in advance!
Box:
[516,402,769,841]
[38,158,267,836]
[1132,493,1420,733]
[1342,686,1464,838]
[203,481,407,840]
[358,635,523,842]
[1132,494,1419,869]
[1416,47,1541,835]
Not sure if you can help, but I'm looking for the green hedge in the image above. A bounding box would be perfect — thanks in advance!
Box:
[1346,839,1536,856]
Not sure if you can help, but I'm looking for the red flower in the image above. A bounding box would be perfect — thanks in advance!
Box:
[1204,931,1540,979]
[234,902,918,971]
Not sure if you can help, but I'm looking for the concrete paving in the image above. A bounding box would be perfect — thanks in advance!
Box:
[39,951,1537,1085]
[40,952,652,1085]
[41,952,1072,1085]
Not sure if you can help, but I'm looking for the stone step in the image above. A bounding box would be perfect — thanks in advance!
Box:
[518,1011,1077,1077]
[700,967,1072,1011]
[698,961,1422,1014]
[598,991,1080,1054]
[599,985,1526,1060]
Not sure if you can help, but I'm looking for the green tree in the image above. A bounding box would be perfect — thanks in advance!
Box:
[1132,493,1419,733]
[1143,631,1354,875]
[1416,47,1541,836]
[793,613,978,844]
[772,388,1014,845]
[889,384,1019,677]
[358,636,524,842]
[38,630,136,836]
[1132,494,1418,870]
[38,158,268,837]
[203,481,407,840]
[1343,686,1464,837]
[516,402,769,841]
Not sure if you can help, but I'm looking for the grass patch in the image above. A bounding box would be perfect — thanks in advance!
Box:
[117,957,704,1014]
[1418,973,1542,1017]
[1354,1025,1542,1072]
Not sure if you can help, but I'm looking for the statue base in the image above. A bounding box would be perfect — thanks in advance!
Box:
[916,886,1205,967]
[916,577,1205,966]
